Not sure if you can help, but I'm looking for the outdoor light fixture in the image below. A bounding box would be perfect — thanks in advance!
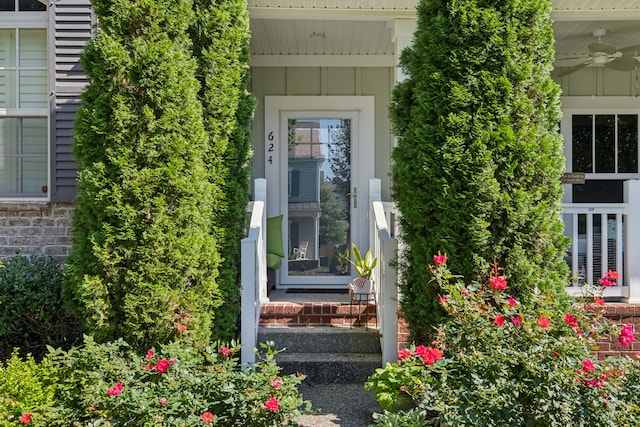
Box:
[309,32,327,40]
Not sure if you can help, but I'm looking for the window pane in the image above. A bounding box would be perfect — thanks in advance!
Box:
[618,115,638,173]
[19,70,47,107]
[22,118,46,154]
[0,0,15,11]
[22,156,47,194]
[19,29,46,67]
[0,157,19,193]
[0,29,17,67]
[595,115,615,173]
[0,118,19,155]
[0,70,17,108]
[572,115,592,172]
[19,0,45,11]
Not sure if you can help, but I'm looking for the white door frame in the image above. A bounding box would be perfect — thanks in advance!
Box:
[265,96,375,288]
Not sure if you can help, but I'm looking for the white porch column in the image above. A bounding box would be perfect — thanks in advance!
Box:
[392,19,417,83]
[624,180,640,303]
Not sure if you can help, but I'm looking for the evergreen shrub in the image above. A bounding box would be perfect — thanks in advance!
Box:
[65,0,220,349]
[0,256,80,360]
[189,0,256,340]
[391,0,570,342]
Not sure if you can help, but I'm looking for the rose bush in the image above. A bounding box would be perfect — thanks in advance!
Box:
[368,257,640,427]
[1,338,310,426]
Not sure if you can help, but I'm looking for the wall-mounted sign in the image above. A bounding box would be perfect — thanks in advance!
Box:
[561,172,586,185]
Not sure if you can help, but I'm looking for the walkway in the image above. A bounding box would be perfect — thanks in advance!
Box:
[295,382,380,427]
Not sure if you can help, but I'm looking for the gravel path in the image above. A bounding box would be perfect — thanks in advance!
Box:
[294,382,380,427]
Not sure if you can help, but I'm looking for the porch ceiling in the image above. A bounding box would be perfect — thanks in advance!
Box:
[248,0,640,70]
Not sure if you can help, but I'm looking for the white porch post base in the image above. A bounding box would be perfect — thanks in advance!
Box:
[623,180,640,303]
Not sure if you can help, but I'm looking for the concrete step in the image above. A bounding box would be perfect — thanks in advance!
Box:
[258,326,382,384]
[276,352,382,383]
[259,326,381,354]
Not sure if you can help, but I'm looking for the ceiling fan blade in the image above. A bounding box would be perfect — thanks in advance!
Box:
[554,61,590,77]
[605,55,637,71]
[618,44,640,54]
[588,41,617,55]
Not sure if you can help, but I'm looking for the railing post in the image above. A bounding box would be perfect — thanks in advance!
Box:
[369,179,399,365]
[241,179,267,367]
[624,180,640,303]
[241,238,257,366]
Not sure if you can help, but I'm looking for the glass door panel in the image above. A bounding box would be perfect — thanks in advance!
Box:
[287,118,351,278]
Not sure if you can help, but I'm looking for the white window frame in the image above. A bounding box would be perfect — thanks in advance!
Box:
[0,3,49,200]
[561,97,640,202]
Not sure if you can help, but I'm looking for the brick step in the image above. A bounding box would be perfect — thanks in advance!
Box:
[259,301,377,328]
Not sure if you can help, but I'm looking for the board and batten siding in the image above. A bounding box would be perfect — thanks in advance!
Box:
[49,0,93,203]
[250,66,394,201]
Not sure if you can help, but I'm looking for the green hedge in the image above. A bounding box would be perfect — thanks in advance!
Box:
[391,0,569,342]
[189,0,256,340]
[65,0,221,349]
[0,256,80,360]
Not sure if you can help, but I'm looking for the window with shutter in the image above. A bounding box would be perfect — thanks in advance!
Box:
[0,0,48,199]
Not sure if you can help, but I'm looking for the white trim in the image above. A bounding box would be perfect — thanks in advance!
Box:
[250,54,395,67]
[248,6,416,21]
[265,96,375,288]
[0,14,47,27]
[0,108,48,117]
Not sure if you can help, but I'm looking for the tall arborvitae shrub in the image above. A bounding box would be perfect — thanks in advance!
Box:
[391,0,569,342]
[189,0,255,340]
[64,0,220,349]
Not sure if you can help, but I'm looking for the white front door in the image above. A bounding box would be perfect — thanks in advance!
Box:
[265,96,375,288]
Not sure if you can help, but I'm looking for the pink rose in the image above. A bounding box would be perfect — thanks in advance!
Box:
[107,382,123,396]
[433,254,448,265]
[155,359,170,373]
[201,411,215,423]
[488,276,507,290]
[511,314,523,326]
[619,324,635,347]
[537,316,550,329]
[398,349,412,359]
[582,359,595,373]
[265,397,279,412]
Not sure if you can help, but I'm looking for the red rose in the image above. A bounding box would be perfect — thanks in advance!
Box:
[155,359,170,373]
[201,411,215,423]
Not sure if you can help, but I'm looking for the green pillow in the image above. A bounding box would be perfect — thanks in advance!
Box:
[267,215,285,258]
[267,253,283,270]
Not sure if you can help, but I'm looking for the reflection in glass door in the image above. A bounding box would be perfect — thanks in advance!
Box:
[287,118,351,278]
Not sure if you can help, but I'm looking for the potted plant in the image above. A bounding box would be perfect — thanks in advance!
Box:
[364,345,443,412]
[346,243,377,294]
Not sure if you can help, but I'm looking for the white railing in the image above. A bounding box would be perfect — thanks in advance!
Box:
[241,179,268,367]
[562,204,628,298]
[370,179,399,365]
[563,179,640,303]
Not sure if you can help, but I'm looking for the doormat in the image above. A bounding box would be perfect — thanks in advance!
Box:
[286,289,349,294]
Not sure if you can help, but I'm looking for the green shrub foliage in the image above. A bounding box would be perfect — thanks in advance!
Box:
[189,0,256,340]
[391,0,569,341]
[0,256,80,360]
[0,339,309,426]
[65,0,221,349]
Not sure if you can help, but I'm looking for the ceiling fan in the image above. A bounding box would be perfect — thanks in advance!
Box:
[554,28,640,77]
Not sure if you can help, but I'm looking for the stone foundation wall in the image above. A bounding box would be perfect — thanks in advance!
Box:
[0,202,73,263]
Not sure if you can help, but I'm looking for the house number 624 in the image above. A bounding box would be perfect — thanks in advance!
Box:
[267,131,274,164]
